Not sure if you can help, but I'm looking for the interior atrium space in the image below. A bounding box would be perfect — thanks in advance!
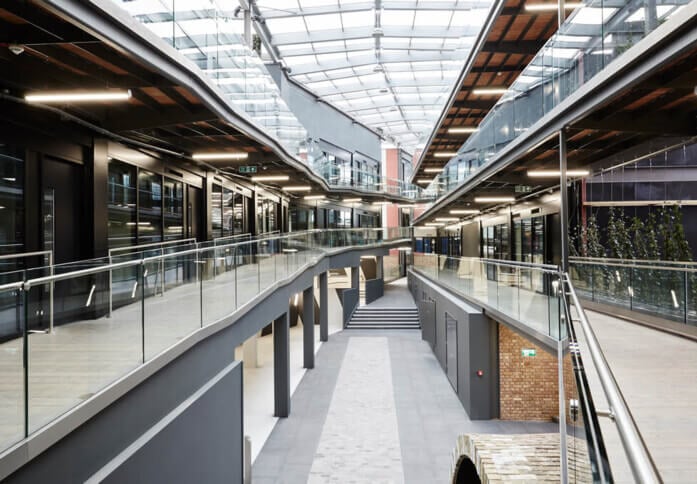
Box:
[0,0,695,482]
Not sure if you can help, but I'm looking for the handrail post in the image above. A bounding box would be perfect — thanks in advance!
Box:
[49,251,54,333]
[108,251,113,318]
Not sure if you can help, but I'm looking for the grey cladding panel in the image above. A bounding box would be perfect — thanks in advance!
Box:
[419,300,436,348]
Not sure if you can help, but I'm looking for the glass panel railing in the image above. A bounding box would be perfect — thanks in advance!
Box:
[0,228,411,454]
[413,253,564,339]
[570,257,697,326]
[424,0,691,200]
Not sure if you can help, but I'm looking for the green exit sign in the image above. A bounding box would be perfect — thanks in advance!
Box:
[521,348,536,357]
[239,165,257,174]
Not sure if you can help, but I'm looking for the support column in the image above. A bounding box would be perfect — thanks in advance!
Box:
[242,332,259,368]
[351,266,360,289]
[376,255,384,280]
[559,130,569,273]
[302,285,314,369]
[319,272,328,342]
[273,312,290,418]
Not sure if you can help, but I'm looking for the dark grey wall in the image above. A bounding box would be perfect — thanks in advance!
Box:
[100,363,243,484]
[364,277,384,304]
[408,270,497,420]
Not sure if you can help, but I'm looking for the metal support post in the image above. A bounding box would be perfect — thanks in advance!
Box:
[319,272,328,342]
[558,339,569,484]
[49,251,54,333]
[302,285,315,369]
[273,312,290,417]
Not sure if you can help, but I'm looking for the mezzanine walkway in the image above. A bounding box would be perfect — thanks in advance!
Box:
[581,310,697,483]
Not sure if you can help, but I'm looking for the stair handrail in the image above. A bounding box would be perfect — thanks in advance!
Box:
[562,273,662,484]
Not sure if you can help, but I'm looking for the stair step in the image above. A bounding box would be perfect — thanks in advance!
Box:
[346,325,419,330]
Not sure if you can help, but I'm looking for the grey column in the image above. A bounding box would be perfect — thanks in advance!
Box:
[319,272,328,342]
[351,266,360,289]
[376,255,384,279]
[273,312,290,418]
[302,286,314,369]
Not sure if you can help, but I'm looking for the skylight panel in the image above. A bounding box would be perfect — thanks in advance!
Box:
[283,54,318,66]
[257,0,299,10]
[266,16,308,33]
[381,9,415,26]
[625,5,675,22]
[450,9,490,27]
[413,10,453,27]
[304,13,343,31]
[568,7,618,25]
[315,52,348,63]
[342,10,375,28]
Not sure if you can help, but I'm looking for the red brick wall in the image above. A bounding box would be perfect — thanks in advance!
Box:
[498,324,574,421]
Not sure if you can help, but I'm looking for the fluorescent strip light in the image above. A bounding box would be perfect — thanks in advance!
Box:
[474,196,515,203]
[528,170,589,177]
[436,218,459,221]
[343,198,361,202]
[424,168,444,173]
[283,186,312,192]
[434,152,458,158]
[448,127,478,134]
[372,201,389,206]
[192,152,248,161]
[472,88,508,95]
[417,179,433,184]
[25,90,132,103]
[450,209,479,214]
[304,195,326,200]
[251,175,289,182]
[525,2,583,11]
[425,222,445,227]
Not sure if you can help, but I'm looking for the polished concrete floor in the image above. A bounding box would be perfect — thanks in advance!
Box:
[253,280,557,484]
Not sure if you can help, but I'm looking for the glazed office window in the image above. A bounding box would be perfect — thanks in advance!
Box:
[0,145,24,259]
[222,187,234,236]
[211,184,223,238]
[233,192,245,234]
[107,160,137,248]
[163,177,183,241]
[290,207,315,231]
[137,169,163,244]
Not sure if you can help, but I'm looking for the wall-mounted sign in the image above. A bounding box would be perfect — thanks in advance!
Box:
[521,348,536,357]
[515,185,533,193]
[238,166,257,174]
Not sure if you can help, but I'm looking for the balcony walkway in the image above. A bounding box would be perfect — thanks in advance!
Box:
[581,310,697,483]
[253,280,557,484]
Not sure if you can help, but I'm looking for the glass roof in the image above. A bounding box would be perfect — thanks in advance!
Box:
[258,0,494,151]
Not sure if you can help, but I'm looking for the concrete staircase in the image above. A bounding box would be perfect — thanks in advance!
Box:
[346,307,420,330]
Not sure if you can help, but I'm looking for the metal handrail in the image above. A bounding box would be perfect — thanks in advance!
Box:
[563,274,663,483]
[570,258,697,273]
[570,256,697,267]
[108,238,197,255]
[418,253,561,273]
[0,250,54,332]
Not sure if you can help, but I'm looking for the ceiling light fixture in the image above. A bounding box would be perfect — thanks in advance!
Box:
[474,196,515,203]
[450,209,479,214]
[192,152,248,161]
[436,217,459,221]
[283,185,312,192]
[434,152,458,158]
[527,169,590,177]
[425,222,445,227]
[417,179,433,184]
[343,198,362,202]
[251,175,289,182]
[25,89,132,103]
[525,2,584,11]
[472,88,508,95]
[424,168,444,173]
[304,195,326,200]
[448,127,478,134]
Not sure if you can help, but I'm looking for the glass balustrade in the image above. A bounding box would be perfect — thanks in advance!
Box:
[570,257,697,326]
[0,228,411,454]
[413,253,565,339]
